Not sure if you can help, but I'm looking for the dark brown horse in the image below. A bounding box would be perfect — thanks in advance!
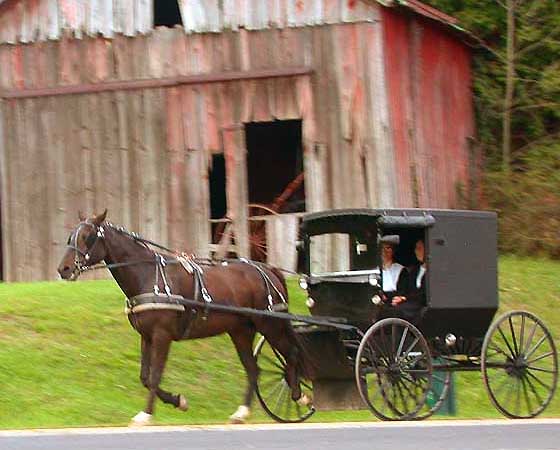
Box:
[57,210,307,425]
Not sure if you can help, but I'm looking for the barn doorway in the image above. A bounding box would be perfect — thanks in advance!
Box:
[245,120,305,214]
[154,0,183,27]
[209,153,228,252]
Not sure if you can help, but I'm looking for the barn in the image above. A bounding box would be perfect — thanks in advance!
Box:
[0,0,476,281]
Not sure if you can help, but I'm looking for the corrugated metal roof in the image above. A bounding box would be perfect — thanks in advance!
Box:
[0,0,465,41]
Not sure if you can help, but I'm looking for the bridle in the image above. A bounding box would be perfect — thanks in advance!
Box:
[66,221,105,277]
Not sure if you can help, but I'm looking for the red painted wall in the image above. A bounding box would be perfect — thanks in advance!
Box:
[382,9,475,208]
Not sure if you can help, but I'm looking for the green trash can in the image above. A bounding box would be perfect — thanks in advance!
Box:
[426,361,456,416]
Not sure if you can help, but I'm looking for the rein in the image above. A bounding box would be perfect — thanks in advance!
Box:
[66,221,289,313]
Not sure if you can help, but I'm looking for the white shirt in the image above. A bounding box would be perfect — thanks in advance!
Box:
[416,265,426,288]
[382,263,404,292]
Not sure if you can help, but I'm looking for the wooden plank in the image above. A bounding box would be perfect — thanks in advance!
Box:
[0,99,13,280]
[153,87,169,247]
[166,86,187,251]
[222,125,249,258]
[112,35,132,228]
[12,99,27,280]
[21,98,38,280]
[139,89,159,241]
[265,214,299,271]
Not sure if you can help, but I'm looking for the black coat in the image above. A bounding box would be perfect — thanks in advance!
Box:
[379,264,426,324]
[405,264,427,308]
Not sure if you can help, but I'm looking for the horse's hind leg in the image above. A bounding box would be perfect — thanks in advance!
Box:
[228,328,257,424]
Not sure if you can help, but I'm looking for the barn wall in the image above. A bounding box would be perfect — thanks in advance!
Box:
[0,0,380,44]
[382,8,474,208]
[0,23,394,281]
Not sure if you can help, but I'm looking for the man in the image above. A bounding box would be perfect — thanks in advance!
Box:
[390,239,426,322]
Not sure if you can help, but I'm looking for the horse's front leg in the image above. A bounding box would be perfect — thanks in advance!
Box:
[130,330,184,426]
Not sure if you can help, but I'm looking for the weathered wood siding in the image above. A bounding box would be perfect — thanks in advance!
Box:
[0,0,379,44]
[0,24,391,281]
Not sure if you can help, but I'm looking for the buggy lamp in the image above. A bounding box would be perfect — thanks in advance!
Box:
[298,277,308,290]
[445,333,457,347]
[305,297,315,308]
[368,274,379,287]
[371,295,382,305]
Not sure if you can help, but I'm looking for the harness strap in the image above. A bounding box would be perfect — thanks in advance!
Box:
[239,258,287,311]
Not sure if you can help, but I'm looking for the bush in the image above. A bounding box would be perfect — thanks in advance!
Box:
[483,145,560,258]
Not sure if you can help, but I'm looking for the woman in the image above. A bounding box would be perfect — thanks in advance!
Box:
[381,242,408,302]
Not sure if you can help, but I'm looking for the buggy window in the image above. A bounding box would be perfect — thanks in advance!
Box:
[309,232,378,275]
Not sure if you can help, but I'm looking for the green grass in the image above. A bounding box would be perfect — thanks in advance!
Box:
[0,255,558,429]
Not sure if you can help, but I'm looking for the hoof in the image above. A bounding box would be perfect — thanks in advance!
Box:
[177,394,189,412]
[229,405,250,424]
[129,411,152,427]
[297,393,313,407]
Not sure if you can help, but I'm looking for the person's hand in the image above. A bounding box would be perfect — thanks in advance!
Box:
[391,296,406,306]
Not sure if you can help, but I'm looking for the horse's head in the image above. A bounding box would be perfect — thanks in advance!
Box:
[57,210,108,281]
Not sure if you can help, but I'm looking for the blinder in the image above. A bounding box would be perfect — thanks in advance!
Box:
[66,221,105,275]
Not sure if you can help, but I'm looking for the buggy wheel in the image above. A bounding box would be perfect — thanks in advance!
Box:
[355,318,433,421]
[254,336,315,423]
[482,310,558,418]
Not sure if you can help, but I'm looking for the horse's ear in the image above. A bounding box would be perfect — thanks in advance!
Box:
[92,209,107,225]
[78,210,86,221]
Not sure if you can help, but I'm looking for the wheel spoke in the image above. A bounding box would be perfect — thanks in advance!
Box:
[403,336,421,358]
[509,316,519,357]
[523,372,544,405]
[491,372,512,399]
[272,382,288,412]
[525,370,552,391]
[396,327,409,360]
[526,365,556,374]
[526,351,555,365]
[525,334,548,360]
[519,315,526,355]
[521,376,533,415]
[260,354,285,371]
[263,380,285,404]
[487,343,510,360]
[391,324,399,361]
[514,380,521,416]
[523,322,538,357]
[497,325,516,358]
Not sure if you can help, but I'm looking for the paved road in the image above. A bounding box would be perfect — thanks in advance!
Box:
[1,420,559,450]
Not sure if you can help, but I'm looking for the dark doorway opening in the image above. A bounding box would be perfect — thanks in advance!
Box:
[209,153,227,220]
[245,120,305,214]
[154,0,183,28]
[209,153,228,250]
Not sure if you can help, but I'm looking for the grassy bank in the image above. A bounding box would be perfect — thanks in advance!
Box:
[0,256,558,429]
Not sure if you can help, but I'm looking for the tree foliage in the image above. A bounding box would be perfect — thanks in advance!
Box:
[423,0,560,257]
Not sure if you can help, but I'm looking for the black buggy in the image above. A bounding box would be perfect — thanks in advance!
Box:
[254,208,558,422]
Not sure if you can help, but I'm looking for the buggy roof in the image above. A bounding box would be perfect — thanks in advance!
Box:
[300,208,492,236]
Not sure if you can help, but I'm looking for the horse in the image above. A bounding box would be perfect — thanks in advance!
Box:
[57,210,308,426]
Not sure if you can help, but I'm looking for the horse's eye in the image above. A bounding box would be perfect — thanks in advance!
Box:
[85,233,96,248]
